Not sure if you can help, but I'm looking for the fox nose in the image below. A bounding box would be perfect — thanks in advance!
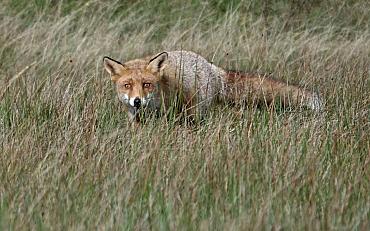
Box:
[133,97,141,108]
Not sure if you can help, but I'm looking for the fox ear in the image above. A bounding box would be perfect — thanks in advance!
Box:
[103,56,126,81]
[147,52,168,73]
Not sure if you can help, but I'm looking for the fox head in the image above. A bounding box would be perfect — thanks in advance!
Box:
[103,52,168,111]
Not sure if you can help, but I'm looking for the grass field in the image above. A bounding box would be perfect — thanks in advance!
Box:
[0,0,369,230]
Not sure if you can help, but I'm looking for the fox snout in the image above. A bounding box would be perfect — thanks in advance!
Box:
[120,93,151,109]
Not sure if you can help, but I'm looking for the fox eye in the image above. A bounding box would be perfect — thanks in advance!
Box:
[124,84,131,89]
[143,83,151,88]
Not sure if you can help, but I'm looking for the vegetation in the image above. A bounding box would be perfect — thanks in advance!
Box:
[0,0,369,229]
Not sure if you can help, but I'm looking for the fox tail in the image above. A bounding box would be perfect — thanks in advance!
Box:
[223,71,324,112]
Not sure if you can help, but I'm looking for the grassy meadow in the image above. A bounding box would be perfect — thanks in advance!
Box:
[0,0,369,230]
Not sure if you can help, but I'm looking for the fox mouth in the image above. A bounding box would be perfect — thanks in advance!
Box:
[133,105,142,111]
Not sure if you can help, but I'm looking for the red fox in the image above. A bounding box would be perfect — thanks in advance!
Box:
[103,50,323,122]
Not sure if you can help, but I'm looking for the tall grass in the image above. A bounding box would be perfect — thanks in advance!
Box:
[0,0,369,230]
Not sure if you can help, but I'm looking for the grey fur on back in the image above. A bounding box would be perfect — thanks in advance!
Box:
[164,50,226,109]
